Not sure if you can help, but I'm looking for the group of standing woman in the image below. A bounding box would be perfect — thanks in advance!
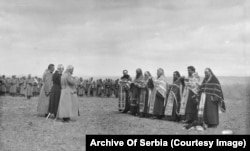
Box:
[118,66,226,131]
[37,64,79,122]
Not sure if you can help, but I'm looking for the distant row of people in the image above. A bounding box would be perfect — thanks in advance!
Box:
[118,66,226,131]
[0,75,41,98]
[0,76,119,99]
[76,78,119,98]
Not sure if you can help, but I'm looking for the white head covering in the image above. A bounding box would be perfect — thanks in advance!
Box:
[65,65,74,74]
[57,64,64,73]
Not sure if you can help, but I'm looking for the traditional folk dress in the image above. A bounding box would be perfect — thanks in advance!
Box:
[10,78,18,95]
[5,78,11,94]
[179,72,200,123]
[32,78,39,96]
[197,75,225,127]
[48,71,62,117]
[114,80,119,98]
[57,72,79,119]
[19,78,26,96]
[0,78,7,95]
[164,79,183,121]
[37,70,53,115]
[92,82,97,97]
[77,80,85,97]
[25,78,34,99]
[87,80,92,97]
[96,80,102,97]
[105,81,112,97]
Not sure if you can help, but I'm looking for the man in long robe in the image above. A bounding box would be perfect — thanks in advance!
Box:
[77,77,85,97]
[179,66,200,124]
[37,64,54,117]
[149,68,169,119]
[130,68,144,116]
[138,71,152,117]
[48,64,64,118]
[25,74,34,99]
[114,79,119,98]
[0,75,7,96]
[165,71,184,122]
[19,77,26,97]
[92,81,97,97]
[87,77,93,97]
[118,70,132,113]
[32,77,39,96]
[57,65,80,122]
[195,68,226,130]
[10,75,18,96]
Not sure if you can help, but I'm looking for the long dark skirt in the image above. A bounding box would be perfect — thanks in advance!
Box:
[130,85,140,116]
[138,88,148,117]
[204,94,219,126]
[185,90,198,123]
[165,100,180,121]
[48,85,61,117]
[153,92,165,118]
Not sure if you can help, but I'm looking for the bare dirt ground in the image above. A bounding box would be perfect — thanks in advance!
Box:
[0,94,249,151]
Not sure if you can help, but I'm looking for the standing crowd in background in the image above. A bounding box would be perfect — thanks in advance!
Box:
[118,66,226,131]
[0,74,42,98]
[0,76,119,98]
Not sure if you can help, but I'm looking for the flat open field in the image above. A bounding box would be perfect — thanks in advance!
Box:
[0,78,249,151]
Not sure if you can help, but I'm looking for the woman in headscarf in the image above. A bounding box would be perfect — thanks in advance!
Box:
[195,68,226,130]
[47,64,64,118]
[57,65,80,122]
[130,68,144,116]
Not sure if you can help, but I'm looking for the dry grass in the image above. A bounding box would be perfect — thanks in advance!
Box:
[0,77,249,151]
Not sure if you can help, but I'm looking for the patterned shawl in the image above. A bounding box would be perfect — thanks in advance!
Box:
[153,75,168,99]
[200,74,226,112]
[133,75,146,88]
[185,72,200,95]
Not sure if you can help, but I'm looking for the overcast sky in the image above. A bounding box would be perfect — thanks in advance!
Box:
[0,0,249,77]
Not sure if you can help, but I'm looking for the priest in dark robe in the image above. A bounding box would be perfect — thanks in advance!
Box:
[165,71,184,122]
[47,64,64,118]
[195,68,226,130]
[151,68,169,119]
[138,71,152,117]
[179,66,200,124]
[118,70,132,113]
[130,68,144,116]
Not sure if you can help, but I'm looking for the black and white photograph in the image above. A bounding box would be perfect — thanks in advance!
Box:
[0,0,249,150]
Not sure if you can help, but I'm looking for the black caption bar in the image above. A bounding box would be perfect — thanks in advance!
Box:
[86,135,249,151]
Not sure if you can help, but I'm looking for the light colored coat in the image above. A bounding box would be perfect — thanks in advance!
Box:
[25,78,34,97]
[37,70,53,115]
[10,78,18,94]
[57,72,79,119]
